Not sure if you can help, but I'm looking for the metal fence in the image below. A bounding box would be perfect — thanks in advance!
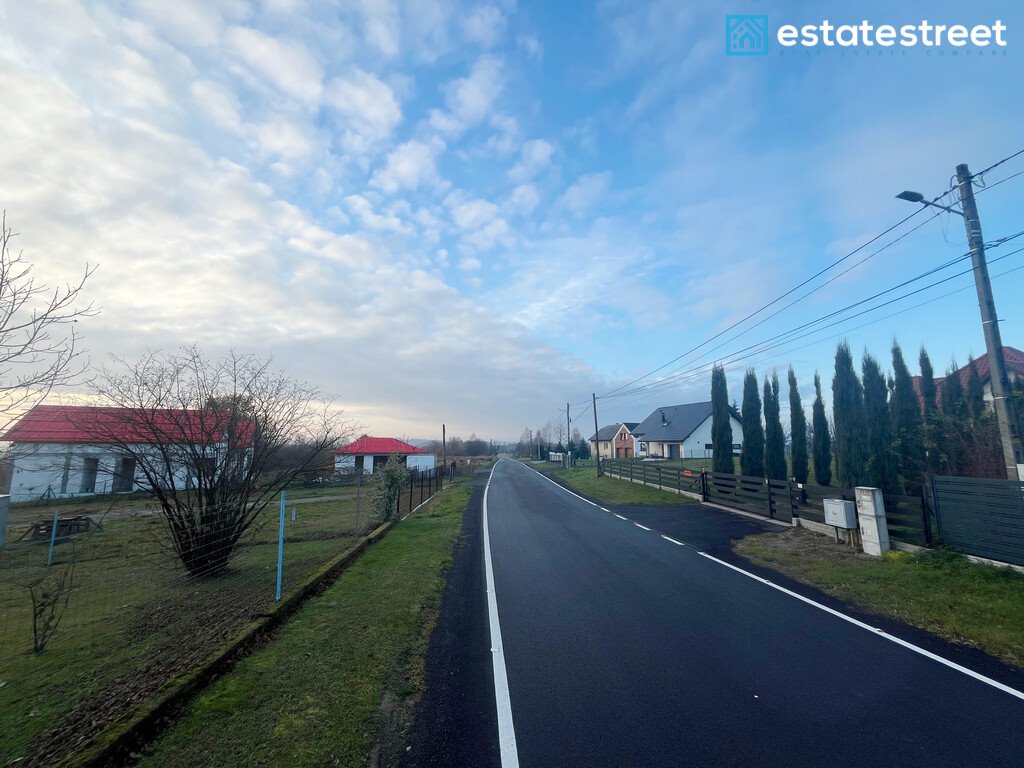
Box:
[930,474,1024,566]
[0,467,442,766]
[600,459,932,544]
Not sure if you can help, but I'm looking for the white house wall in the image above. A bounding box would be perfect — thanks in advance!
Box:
[8,443,193,502]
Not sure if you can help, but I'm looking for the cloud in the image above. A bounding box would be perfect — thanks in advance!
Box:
[226,26,323,104]
[558,171,611,216]
[508,139,555,182]
[343,194,412,233]
[325,69,403,156]
[429,54,504,137]
[461,5,506,48]
[134,0,224,47]
[191,79,243,133]
[458,256,482,271]
[518,33,543,60]
[370,137,445,193]
[0,44,602,438]
[446,192,512,253]
[359,0,401,57]
[254,117,316,161]
[507,184,540,215]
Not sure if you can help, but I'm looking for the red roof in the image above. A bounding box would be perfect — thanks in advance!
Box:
[911,346,1024,409]
[1,405,253,446]
[335,436,426,455]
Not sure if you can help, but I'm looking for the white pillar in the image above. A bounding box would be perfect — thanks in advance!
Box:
[855,486,890,556]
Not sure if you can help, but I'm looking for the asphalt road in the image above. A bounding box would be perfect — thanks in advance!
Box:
[405,459,1024,767]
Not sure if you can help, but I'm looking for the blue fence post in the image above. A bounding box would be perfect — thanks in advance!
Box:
[275,491,286,601]
[47,508,61,565]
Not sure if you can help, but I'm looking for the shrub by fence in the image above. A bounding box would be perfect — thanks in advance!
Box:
[0,467,442,766]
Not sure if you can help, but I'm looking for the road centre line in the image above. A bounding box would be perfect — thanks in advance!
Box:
[483,460,521,766]
[634,523,651,531]
[614,513,627,520]
[662,535,686,546]
[697,550,1024,702]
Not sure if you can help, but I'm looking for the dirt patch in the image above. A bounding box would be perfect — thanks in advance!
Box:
[738,526,876,563]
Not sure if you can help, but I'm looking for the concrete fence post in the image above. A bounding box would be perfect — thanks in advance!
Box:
[855,486,890,556]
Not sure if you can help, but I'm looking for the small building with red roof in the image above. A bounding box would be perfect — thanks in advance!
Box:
[334,435,436,475]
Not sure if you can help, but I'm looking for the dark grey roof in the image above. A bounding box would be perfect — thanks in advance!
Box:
[632,402,714,442]
[589,422,639,442]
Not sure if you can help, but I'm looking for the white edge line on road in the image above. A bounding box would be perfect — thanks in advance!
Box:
[614,513,627,520]
[697,550,1024,702]
[518,459,602,508]
[600,507,610,512]
[483,459,521,767]
[634,523,651,531]
[662,535,686,546]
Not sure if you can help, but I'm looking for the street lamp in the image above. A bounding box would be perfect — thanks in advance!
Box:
[896,166,1021,481]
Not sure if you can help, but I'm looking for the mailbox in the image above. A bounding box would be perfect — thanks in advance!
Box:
[823,498,856,529]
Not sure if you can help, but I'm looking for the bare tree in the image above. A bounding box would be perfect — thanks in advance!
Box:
[0,212,96,430]
[91,346,351,576]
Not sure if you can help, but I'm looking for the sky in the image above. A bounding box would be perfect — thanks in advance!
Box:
[1,0,1022,442]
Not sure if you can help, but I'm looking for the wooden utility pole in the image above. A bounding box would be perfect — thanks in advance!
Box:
[956,164,1021,480]
[566,402,572,468]
[592,392,602,477]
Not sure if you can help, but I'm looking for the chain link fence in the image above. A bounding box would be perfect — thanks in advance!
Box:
[0,466,442,766]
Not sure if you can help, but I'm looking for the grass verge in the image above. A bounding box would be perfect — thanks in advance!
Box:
[139,484,471,768]
[549,466,690,506]
[736,528,1024,669]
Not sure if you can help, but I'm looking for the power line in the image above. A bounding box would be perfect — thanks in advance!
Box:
[601,235,1024,402]
[596,154,1024,402]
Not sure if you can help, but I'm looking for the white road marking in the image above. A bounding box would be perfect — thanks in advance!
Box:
[634,523,651,531]
[661,535,686,546]
[697,550,1024,702]
[483,460,521,766]
[614,513,627,520]
[517,460,601,507]
[600,507,611,512]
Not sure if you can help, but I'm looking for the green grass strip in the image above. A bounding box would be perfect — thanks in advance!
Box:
[550,466,689,505]
[737,530,1024,669]
[140,485,470,768]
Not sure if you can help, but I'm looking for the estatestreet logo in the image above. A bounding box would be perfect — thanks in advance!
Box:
[726,16,1008,55]
[726,15,768,56]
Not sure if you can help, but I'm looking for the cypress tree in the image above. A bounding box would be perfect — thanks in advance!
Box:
[832,341,867,488]
[740,369,765,478]
[811,372,832,486]
[965,355,985,418]
[710,364,734,474]
[764,373,787,481]
[890,341,924,489]
[919,347,937,415]
[788,367,808,484]
[863,352,899,492]
[941,359,965,418]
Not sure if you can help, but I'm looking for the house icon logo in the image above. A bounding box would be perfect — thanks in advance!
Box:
[726,14,769,55]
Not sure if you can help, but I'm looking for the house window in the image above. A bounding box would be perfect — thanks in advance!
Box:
[80,457,99,493]
[113,457,137,493]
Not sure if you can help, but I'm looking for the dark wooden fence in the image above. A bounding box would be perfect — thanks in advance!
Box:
[930,474,1024,566]
[599,459,932,544]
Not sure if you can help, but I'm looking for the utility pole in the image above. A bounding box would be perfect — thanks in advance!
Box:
[957,163,1021,481]
[566,402,572,469]
[442,424,447,483]
[592,392,602,477]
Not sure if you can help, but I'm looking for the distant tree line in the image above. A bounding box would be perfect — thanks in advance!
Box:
[710,338,1016,492]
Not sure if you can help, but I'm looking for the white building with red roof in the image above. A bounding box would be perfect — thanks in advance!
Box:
[2,404,249,502]
[334,435,436,476]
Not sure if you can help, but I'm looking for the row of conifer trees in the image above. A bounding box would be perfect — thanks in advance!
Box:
[710,340,1014,492]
